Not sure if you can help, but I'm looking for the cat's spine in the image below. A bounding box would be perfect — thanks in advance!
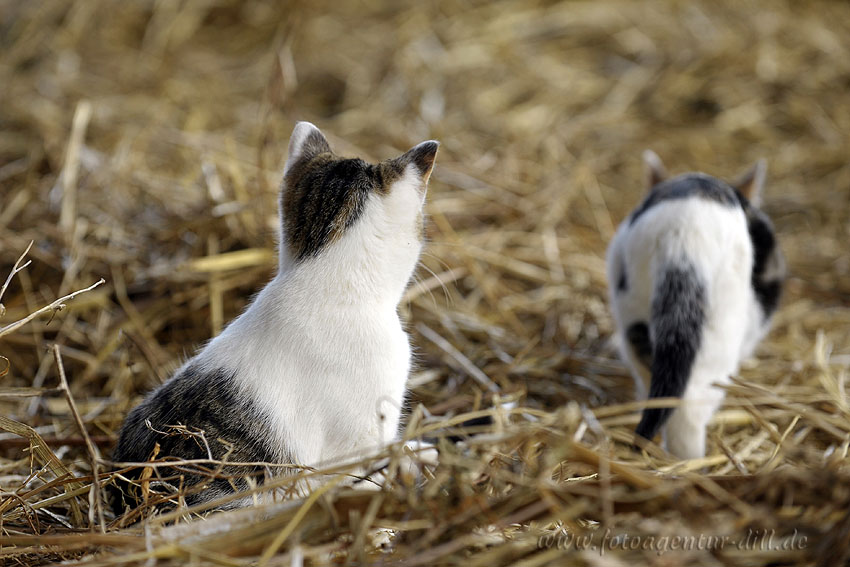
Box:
[634,262,706,443]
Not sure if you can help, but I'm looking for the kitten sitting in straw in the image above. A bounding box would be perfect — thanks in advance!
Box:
[111,122,439,513]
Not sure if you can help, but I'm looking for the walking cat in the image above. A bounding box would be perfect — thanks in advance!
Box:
[111,122,439,513]
[606,151,785,459]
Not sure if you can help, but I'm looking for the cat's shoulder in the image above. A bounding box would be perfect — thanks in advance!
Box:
[629,173,741,226]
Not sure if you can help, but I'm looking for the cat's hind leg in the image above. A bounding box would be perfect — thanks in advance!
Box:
[663,369,729,460]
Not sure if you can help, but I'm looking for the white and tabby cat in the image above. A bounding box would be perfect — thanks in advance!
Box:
[606,151,785,459]
[111,122,439,512]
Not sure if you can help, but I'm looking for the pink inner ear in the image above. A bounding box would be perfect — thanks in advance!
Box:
[421,165,434,185]
[420,154,437,185]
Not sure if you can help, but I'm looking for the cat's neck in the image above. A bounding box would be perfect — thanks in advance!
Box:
[270,257,407,312]
[273,214,420,311]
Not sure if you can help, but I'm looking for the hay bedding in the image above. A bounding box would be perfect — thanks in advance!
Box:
[1,0,849,565]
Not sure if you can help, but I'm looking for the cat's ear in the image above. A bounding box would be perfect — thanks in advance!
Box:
[284,121,331,175]
[731,159,767,206]
[643,150,667,190]
[397,140,440,184]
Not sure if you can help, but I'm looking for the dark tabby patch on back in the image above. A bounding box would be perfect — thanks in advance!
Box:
[630,173,739,225]
[109,365,279,514]
[281,155,408,261]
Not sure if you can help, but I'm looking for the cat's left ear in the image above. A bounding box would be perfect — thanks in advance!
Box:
[284,121,332,176]
[731,159,767,206]
[397,141,440,184]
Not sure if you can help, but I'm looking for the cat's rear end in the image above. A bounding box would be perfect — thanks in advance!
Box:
[607,152,785,459]
[110,365,276,512]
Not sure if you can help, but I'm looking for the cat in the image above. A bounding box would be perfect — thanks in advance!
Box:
[606,151,785,459]
[110,122,439,514]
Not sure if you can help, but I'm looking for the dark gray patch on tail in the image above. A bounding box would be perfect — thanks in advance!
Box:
[109,365,280,515]
[634,263,706,444]
[630,174,739,226]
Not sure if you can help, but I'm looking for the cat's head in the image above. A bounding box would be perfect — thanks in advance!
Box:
[643,151,786,320]
[278,122,438,302]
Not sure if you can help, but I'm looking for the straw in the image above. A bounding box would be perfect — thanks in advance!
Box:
[1,0,849,564]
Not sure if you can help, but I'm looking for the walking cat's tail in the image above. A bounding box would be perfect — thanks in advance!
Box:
[634,263,706,444]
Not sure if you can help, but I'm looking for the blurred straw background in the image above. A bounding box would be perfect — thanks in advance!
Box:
[1,0,849,565]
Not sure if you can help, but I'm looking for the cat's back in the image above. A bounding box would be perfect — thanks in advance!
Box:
[203,270,410,377]
[608,172,755,322]
[615,173,752,270]
[195,268,412,465]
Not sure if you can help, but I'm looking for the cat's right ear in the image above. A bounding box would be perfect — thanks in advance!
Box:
[396,141,439,184]
[643,149,667,190]
[284,122,331,176]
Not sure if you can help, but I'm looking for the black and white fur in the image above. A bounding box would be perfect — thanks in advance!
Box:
[111,122,439,513]
[606,151,785,459]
